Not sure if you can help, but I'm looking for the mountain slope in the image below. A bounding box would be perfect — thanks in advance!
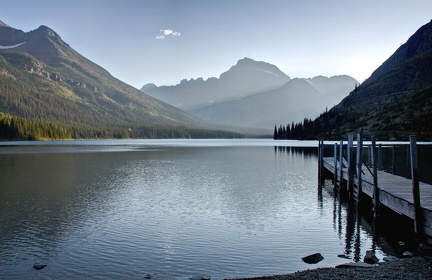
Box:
[142,58,357,129]
[289,19,432,140]
[190,78,324,129]
[0,20,207,132]
[363,19,432,86]
[141,57,291,111]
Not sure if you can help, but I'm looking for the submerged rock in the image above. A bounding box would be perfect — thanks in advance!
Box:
[302,253,324,264]
[403,251,414,258]
[364,250,379,264]
[144,273,158,279]
[33,264,47,270]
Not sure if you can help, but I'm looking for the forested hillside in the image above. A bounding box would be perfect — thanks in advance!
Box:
[274,20,432,141]
[0,21,241,140]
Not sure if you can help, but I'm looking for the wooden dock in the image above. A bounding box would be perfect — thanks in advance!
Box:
[318,130,432,240]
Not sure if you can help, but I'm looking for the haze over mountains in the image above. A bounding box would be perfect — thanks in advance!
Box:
[141,58,357,129]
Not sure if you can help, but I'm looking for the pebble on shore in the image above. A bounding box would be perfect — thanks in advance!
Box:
[225,257,432,280]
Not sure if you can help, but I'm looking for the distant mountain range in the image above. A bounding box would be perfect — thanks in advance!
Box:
[3,17,430,140]
[281,19,432,140]
[141,58,357,129]
[0,20,242,139]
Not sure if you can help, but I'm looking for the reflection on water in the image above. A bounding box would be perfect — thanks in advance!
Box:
[0,140,405,279]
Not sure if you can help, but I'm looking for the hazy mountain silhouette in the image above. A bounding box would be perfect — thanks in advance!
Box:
[142,58,357,129]
[190,78,323,128]
[141,57,291,111]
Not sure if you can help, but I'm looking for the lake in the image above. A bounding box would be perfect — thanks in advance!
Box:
[0,139,414,279]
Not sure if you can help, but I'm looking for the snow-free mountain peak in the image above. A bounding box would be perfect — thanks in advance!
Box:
[219,57,290,86]
[142,58,357,129]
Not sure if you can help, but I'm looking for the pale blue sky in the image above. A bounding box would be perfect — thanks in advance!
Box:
[1,0,431,88]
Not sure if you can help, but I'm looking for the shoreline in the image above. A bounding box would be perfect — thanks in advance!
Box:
[225,257,432,280]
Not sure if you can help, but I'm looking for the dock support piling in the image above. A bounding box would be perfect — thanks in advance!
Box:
[318,140,324,185]
[356,128,363,204]
[334,143,337,187]
[371,136,379,220]
[339,140,343,191]
[410,135,423,238]
[347,134,354,199]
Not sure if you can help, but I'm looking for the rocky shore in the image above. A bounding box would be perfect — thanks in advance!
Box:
[225,257,432,280]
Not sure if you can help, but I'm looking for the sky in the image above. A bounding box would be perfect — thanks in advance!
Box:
[1,0,432,89]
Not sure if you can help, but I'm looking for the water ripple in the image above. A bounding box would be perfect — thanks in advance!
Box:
[0,143,400,279]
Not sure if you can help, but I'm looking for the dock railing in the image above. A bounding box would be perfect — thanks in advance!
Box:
[318,129,430,240]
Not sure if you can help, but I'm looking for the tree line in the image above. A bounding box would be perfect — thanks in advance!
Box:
[0,113,243,141]
[273,107,341,140]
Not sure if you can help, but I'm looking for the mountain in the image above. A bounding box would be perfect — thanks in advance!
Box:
[142,58,357,129]
[0,20,236,139]
[305,75,358,106]
[363,19,432,86]
[287,19,432,140]
[190,78,323,129]
[141,57,291,111]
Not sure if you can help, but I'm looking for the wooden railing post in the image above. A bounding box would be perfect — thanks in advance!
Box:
[318,140,324,185]
[318,140,321,183]
[371,135,379,220]
[334,143,338,187]
[406,146,411,179]
[368,145,372,166]
[378,143,383,171]
[356,128,363,204]
[347,134,354,199]
[410,135,423,237]
[339,140,343,190]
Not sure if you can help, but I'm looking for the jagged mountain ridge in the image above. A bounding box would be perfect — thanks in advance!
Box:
[141,57,291,111]
[141,57,357,129]
[0,20,206,129]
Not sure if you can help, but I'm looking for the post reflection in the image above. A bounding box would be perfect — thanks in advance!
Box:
[322,180,364,262]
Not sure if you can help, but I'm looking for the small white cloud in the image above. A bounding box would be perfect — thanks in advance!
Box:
[162,29,174,36]
[156,29,181,40]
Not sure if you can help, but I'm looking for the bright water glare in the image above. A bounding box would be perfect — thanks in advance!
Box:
[0,139,400,279]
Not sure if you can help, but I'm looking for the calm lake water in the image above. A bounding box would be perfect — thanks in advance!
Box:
[0,139,417,279]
